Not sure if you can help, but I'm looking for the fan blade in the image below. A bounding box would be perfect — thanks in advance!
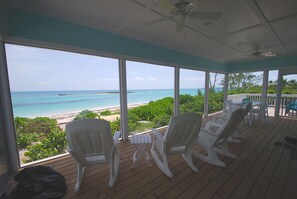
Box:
[144,16,173,26]
[190,11,222,20]
[176,15,185,32]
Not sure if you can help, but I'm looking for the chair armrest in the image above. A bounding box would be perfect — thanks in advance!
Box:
[151,128,164,141]
[113,131,121,144]
[205,121,223,129]
[211,116,227,124]
[200,128,218,138]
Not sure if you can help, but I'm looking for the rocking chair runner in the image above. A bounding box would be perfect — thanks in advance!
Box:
[150,113,202,177]
[192,108,244,167]
[66,119,120,192]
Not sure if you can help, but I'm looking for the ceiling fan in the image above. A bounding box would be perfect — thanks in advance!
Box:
[146,0,222,32]
[251,47,276,58]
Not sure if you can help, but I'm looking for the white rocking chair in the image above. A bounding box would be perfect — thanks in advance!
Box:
[66,119,120,192]
[192,108,244,167]
[150,113,202,177]
[212,102,252,143]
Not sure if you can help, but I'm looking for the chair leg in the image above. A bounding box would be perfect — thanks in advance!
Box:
[75,163,85,192]
[181,150,198,172]
[109,147,120,187]
[215,143,236,159]
[150,147,174,177]
[192,147,225,167]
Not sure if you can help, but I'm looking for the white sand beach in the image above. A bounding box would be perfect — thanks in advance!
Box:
[50,103,148,129]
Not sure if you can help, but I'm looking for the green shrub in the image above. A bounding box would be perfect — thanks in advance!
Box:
[153,114,171,127]
[24,131,67,162]
[180,95,204,114]
[73,110,100,120]
[15,117,60,135]
[17,133,41,148]
[129,97,174,122]
[100,110,112,116]
[14,117,62,149]
[109,114,139,134]
[110,117,121,134]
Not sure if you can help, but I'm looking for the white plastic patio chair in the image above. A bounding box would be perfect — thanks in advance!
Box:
[249,102,268,124]
[150,113,202,177]
[66,119,120,192]
[192,108,244,167]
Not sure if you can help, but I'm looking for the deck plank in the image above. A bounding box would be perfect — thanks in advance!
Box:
[211,117,283,199]
[247,118,297,199]
[192,118,274,199]
[229,118,293,199]
[7,116,297,199]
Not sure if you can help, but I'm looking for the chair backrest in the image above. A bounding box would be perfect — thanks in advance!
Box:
[164,113,202,154]
[215,108,245,146]
[224,100,234,113]
[66,119,114,165]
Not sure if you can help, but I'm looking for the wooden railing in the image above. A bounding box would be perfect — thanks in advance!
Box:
[227,93,297,117]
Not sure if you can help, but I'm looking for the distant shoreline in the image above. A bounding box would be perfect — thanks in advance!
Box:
[57,91,135,96]
[49,102,148,127]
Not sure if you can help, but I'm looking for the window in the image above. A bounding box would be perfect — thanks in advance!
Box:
[179,69,205,115]
[6,44,120,165]
[208,72,225,114]
[126,61,174,133]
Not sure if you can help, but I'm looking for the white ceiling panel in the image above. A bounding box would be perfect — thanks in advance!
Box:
[216,25,278,52]
[285,43,297,55]
[4,0,297,64]
[271,15,297,45]
[256,0,297,21]
[187,0,261,37]
[214,53,250,63]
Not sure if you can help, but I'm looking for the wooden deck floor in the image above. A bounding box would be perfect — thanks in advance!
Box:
[9,115,297,199]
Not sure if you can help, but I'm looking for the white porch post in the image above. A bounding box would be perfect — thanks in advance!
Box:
[204,71,210,117]
[119,58,129,140]
[223,73,228,111]
[275,70,282,116]
[174,67,180,116]
[0,40,19,171]
[262,69,269,102]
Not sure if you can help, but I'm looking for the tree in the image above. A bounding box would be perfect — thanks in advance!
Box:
[228,72,262,91]
[209,73,218,92]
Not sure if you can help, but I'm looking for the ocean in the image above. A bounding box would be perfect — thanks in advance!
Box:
[10,88,219,118]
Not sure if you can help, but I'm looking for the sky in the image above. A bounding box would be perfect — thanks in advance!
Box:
[5,44,296,91]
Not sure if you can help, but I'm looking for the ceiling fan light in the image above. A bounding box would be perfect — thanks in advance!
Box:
[263,52,276,57]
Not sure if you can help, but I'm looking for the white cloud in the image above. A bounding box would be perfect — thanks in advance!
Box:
[95,78,118,82]
[132,77,145,81]
[148,77,156,80]
[181,77,204,81]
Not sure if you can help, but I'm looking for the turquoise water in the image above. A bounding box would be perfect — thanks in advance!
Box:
[11,89,209,118]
